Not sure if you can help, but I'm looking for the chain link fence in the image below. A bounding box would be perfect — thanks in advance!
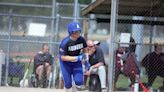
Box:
[110,1,164,91]
[113,23,164,91]
[0,14,59,87]
[1,0,164,92]
[0,0,91,89]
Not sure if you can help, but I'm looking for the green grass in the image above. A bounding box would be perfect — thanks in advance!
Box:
[116,75,130,89]
[151,76,163,89]
[116,74,163,90]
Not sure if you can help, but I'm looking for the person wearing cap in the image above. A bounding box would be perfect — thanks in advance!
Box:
[94,40,101,47]
[59,22,88,92]
[85,40,107,92]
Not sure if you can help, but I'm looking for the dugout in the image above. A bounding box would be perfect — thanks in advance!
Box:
[82,0,164,91]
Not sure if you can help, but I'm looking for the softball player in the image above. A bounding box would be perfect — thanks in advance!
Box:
[59,22,88,92]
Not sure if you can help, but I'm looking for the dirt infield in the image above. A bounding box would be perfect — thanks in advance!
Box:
[0,87,89,92]
[0,87,65,92]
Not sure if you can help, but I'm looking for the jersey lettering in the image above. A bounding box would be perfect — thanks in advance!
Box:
[68,43,83,51]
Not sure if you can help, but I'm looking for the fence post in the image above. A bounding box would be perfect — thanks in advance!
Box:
[73,0,80,22]
[5,13,13,86]
[0,50,5,86]
[108,0,118,91]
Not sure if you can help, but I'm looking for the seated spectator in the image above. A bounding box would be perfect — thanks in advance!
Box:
[34,43,53,87]
[114,37,139,90]
[93,40,101,47]
[85,40,106,92]
[142,44,164,88]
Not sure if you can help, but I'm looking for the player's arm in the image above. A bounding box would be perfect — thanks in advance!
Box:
[61,55,78,62]
[59,44,79,62]
[60,48,85,62]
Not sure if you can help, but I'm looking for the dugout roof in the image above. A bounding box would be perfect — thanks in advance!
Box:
[82,0,164,17]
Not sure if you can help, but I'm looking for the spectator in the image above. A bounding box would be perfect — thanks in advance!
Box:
[114,37,139,90]
[94,40,101,47]
[34,43,53,88]
[142,44,164,88]
[59,22,88,92]
[82,40,100,88]
[85,40,107,92]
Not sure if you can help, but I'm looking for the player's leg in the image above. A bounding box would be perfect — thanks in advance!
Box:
[73,62,84,86]
[72,62,84,91]
[59,62,72,89]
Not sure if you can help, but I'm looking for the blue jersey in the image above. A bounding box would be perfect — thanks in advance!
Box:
[59,36,87,88]
[59,36,87,57]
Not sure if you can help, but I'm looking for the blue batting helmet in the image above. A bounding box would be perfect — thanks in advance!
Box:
[67,22,81,35]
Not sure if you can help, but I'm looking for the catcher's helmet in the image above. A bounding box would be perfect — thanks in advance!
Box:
[67,22,81,35]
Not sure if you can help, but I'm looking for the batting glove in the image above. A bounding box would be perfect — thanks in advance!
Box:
[76,54,86,62]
